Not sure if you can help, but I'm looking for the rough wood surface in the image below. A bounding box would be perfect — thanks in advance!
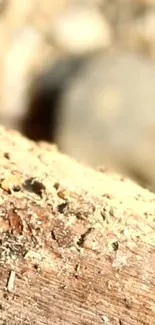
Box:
[0,125,155,325]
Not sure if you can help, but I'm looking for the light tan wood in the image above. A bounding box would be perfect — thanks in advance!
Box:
[0,125,155,325]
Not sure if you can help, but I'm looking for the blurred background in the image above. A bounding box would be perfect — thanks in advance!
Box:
[1,0,155,189]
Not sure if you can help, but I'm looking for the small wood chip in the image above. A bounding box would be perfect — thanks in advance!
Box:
[7,270,16,292]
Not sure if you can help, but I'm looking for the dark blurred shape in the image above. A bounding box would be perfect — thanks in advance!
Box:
[23,56,87,141]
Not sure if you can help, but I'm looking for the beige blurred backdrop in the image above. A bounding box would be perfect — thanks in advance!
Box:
[1,0,155,190]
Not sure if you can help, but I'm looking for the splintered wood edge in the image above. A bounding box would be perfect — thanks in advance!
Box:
[0,125,154,325]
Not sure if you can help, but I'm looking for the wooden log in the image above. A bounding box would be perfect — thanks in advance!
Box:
[0,125,155,325]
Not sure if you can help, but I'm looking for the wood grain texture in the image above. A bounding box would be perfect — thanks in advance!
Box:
[0,125,155,325]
